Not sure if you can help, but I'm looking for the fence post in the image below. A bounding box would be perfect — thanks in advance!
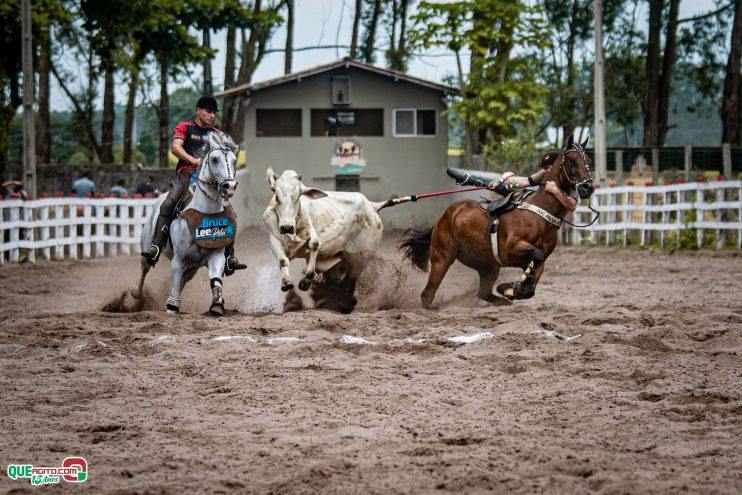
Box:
[133,195,144,252]
[607,187,616,246]
[641,184,652,246]
[82,201,92,259]
[40,197,50,260]
[624,184,634,248]
[651,148,660,185]
[95,197,105,258]
[615,150,623,185]
[695,179,704,249]
[120,199,131,256]
[684,146,692,182]
[590,188,599,245]
[722,143,732,180]
[716,181,724,249]
[661,188,670,248]
[54,200,64,260]
[24,202,35,264]
[9,203,19,263]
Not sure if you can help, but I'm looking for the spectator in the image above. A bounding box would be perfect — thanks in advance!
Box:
[135,175,159,196]
[109,179,128,197]
[325,112,340,137]
[71,171,96,198]
[2,178,30,200]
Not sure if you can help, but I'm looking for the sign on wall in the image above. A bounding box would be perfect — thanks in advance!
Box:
[331,138,366,175]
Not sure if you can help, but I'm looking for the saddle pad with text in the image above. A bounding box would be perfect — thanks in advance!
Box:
[181,206,238,249]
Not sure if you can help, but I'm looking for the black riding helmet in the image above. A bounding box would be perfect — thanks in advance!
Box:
[196,95,219,112]
[541,149,560,168]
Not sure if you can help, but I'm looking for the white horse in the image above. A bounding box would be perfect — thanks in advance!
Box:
[133,132,239,315]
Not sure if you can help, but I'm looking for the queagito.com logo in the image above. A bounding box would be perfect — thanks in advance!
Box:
[6,457,88,485]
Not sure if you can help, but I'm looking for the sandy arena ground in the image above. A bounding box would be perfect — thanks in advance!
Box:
[1,229,741,494]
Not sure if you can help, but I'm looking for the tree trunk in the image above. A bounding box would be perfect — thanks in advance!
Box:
[222,24,236,134]
[123,65,139,164]
[398,0,409,60]
[722,0,742,145]
[642,0,662,146]
[657,0,680,145]
[350,0,362,59]
[157,60,169,169]
[362,0,382,62]
[36,28,51,166]
[284,0,294,74]
[100,67,115,164]
[203,28,213,95]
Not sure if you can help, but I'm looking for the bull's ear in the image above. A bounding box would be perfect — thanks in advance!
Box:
[301,187,328,200]
[580,132,589,149]
[266,167,277,191]
[564,134,574,151]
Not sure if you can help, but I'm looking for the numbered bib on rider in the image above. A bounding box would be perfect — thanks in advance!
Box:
[181,207,238,249]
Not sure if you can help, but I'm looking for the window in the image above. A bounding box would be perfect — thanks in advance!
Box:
[256,109,302,137]
[311,109,383,137]
[393,109,437,137]
[333,76,351,104]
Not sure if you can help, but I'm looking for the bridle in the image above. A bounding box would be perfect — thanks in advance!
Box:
[555,143,600,228]
[197,147,237,202]
[559,143,593,200]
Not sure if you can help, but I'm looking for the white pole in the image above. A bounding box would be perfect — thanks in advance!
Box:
[594,0,607,186]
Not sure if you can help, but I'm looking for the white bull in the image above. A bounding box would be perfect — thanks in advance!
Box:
[263,167,387,293]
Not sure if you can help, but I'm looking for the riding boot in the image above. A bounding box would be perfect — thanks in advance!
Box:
[223,243,247,276]
[142,214,171,265]
[447,167,494,188]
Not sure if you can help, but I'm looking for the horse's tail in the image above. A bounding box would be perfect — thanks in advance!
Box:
[398,226,433,272]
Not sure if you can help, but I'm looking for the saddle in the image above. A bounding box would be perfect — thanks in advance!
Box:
[479,189,534,240]
[177,186,238,249]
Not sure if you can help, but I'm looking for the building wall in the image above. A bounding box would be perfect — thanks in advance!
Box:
[231,67,480,230]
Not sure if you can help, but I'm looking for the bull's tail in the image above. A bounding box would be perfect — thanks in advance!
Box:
[398,226,433,272]
[372,197,415,212]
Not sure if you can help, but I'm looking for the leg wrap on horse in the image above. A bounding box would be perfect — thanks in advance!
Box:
[209,277,225,316]
[497,248,545,300]
[166,295,181,313]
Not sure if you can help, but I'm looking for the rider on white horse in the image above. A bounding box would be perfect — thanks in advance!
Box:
[141,95,246,275]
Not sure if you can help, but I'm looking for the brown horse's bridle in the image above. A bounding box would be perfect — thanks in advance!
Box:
[555,143,600,228]
[559,143,594,200]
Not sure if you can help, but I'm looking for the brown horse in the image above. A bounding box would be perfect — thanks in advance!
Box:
[399,135,595,309]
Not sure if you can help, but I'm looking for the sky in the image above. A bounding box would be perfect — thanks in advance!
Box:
[49,0,721,111]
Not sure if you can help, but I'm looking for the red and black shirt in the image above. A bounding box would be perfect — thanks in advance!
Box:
[172,121,219,172]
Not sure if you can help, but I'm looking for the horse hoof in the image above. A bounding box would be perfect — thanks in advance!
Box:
[281,282,294,292]
[166,309,179,314]
[131,289,141,299]
[209,303,225,316]
[496,282,516,300]
[298,278,312,291]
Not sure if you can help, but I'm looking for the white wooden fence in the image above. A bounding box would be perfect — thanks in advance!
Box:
[564,179,742,249]
[0,195,159,265]
[1,180,741,265]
